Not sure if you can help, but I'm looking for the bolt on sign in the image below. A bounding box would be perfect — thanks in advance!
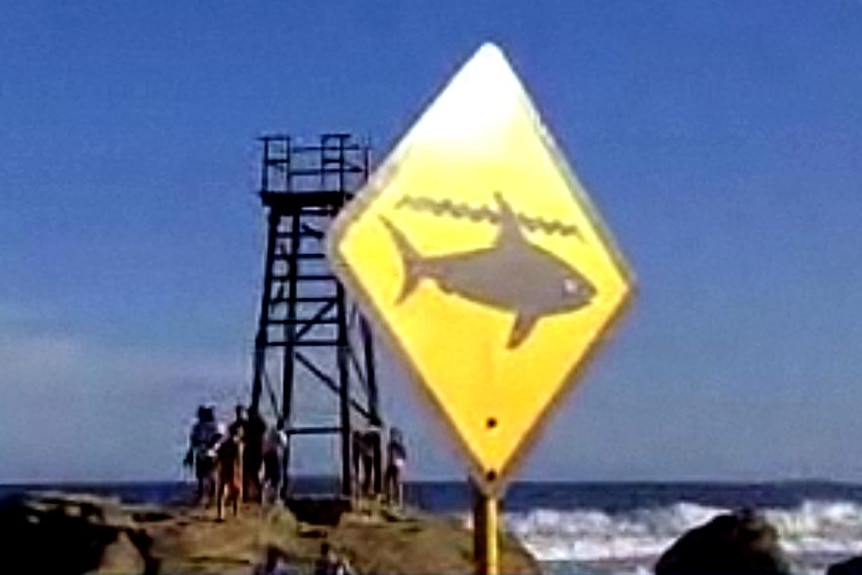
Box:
[327,43,635,495]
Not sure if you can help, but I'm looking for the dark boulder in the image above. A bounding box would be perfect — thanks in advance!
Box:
[285,496,351,526]
[0,492,156,575]
[827,557,862,575]
[654,508,791,575]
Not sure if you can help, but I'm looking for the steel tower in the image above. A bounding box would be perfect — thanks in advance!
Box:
[250,133,381,498]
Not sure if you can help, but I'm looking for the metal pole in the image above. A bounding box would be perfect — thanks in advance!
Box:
[473,483,499,575]
[281,210,302,499]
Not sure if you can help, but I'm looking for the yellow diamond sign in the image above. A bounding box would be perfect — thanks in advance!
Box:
[328,43,635,494]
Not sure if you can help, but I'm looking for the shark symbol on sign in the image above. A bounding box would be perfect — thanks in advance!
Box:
[380,193,597,349]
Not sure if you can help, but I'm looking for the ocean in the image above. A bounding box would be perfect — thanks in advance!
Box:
[2,479,861,575]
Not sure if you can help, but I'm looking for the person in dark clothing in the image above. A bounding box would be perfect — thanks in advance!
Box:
[183,405,222,506]
[359,432,374,497]
[228,404,247,437]
[243,406,267,503]
[216,424,243,521]
[350,427,383,500]
[363,427,382,497]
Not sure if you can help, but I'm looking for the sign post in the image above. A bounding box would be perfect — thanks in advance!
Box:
[473,484,500,575]
[327,43,635,573]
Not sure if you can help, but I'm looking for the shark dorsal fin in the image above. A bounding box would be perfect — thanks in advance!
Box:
[493,192,525,246]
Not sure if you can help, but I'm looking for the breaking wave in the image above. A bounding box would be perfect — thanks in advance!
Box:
[496,500,862,568]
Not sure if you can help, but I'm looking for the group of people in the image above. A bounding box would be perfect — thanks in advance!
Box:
[351,425,407,507]
[184,404,287,520]
[185,403,408,521]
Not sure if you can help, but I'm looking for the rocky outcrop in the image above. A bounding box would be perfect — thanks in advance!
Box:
[0,492,158,575]
[330,510,539,575]
[654,508,791,575]
[0,491,539,575]
[827,557,862,575]
[93,531,149,574]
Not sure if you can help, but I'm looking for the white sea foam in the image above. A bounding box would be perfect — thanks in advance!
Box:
[489,500,862,569]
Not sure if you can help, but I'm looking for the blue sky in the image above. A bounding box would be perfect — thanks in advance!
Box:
[2,1,862,482]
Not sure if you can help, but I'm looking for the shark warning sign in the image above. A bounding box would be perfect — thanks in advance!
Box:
[327,43,635,494]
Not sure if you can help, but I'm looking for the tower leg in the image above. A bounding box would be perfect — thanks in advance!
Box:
[360,317,383,494]
[281,210,301,499]
[337,283,352,499]
[250,211,281,414]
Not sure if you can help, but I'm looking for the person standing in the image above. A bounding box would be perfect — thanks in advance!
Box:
[262,418,287,503]
[358,431,374,497]
[363,426,382,498]
[227,404,248,501]
[384,427,407,507]
[228,404,248,438]
[243,406,267,503]
[216,423,243,521]
[184,405,221,506]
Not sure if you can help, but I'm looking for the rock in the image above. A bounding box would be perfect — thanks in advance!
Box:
[654,508,791,575]
[124,529,161,575]
[0,491,540,575]
[0,493,124,575]
[329,511,540,575]
[89,531,145,574]
[0,492,163,575]
[827,557,862,575]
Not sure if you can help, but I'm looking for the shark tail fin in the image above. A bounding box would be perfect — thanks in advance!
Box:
[379,217,424,304]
